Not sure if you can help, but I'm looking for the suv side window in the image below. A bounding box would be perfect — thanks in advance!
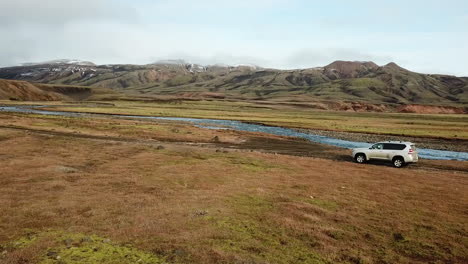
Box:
[395,144,406,150]
[383,143,406,150]
[371,143,383,150]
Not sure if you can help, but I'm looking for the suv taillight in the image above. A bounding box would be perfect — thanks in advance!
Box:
[408,149,413,154]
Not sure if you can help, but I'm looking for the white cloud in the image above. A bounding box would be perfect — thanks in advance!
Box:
[0,0,138,25]
[0,0,467,76]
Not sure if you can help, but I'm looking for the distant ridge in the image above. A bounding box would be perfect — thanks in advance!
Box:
[0,60,466,106]
[383,62,407,71]
[324,61,379,78]
[11,59,417,73]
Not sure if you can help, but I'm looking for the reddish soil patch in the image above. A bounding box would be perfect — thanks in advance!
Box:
[398,104,466,114]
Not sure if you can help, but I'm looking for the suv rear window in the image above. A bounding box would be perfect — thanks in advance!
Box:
[383,143,406,150]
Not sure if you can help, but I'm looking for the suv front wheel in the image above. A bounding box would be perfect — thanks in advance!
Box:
[392,157,405,168]
[355,153,366,164]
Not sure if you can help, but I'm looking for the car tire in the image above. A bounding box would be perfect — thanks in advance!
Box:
[355,153,366,164]
[392,157,405,168]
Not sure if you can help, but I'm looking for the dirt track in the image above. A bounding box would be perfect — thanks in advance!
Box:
[2,124,467,174]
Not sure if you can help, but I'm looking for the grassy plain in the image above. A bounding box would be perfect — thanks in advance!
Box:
[18,100,466,140]
[0,102,467,264]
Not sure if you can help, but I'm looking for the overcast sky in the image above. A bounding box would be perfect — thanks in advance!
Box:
[1,0,467,75]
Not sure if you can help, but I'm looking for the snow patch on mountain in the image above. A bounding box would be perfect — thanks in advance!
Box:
[152,59,188,65]
[234,64,261,70]
[21,59,96,66]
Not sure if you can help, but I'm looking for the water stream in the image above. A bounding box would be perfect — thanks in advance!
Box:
[1,105,467,161]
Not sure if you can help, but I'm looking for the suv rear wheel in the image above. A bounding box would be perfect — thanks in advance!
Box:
[355,153,366,164]
[392,157,405,168]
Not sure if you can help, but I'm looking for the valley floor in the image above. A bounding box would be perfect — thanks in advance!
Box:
[0,108,467,264]
[36,100,468,141]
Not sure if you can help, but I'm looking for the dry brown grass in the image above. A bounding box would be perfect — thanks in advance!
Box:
[0,121,467,264]
[0,112,247,145]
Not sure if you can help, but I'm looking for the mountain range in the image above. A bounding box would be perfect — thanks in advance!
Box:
[0,60,467,107]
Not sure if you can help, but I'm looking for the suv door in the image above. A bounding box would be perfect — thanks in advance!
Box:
[382,143,398,160]
[383,143,407,160]
[369,143,385,159]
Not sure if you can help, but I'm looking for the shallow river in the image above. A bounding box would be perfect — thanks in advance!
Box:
[1,105,467,161]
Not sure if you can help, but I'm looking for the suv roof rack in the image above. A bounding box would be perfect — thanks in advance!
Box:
[380,141,414,144]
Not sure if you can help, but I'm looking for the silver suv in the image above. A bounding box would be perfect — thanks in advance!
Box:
[352,141,418,168]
